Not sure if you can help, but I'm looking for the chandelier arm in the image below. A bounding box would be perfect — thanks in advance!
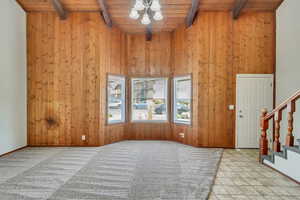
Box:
[148,0,153,8]
[144,0,151,8]
[131,0,162,24]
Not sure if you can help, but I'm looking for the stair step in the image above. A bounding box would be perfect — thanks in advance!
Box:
[262,155,274,163]
[272,151,287,159]
[283,145,300,154]
[262,145,300,164]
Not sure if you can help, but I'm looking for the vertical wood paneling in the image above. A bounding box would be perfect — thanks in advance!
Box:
[172,12,275,147]
[103,29,127,145]
[27,12,126,146]
[233,12,275,74]
[28,11,275,148]
[208,13,234,147]
[125,33,173,141]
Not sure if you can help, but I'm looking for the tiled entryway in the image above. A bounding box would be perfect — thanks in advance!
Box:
[209,149,300,200]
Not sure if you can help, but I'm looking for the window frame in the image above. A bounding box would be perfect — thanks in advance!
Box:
[106,74,126,125]
[130,77,169,123]
[172,74,193,126]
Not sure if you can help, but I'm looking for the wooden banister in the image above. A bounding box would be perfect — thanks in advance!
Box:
[260,89,300,159]
[264,90,300,120]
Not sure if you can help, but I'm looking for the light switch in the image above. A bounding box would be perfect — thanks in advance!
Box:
[229,105,235,110]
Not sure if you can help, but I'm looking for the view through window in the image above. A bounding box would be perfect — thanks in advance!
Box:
[131,78,168,122]
[107,75,125,124]
[173,75,192,125]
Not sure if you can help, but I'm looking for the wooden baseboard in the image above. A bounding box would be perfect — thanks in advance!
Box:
[0,146,28,157]
[28,145,101,147]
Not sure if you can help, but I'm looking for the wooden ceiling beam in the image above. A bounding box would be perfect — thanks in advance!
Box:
[97,0,113,27]
[232,0,248,20]
[146,25,152,41]
[51,0,67,20]
[15,0,28,12]
[186,0,200,28]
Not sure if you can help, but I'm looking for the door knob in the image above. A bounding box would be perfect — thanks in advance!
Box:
[239,115,243,118]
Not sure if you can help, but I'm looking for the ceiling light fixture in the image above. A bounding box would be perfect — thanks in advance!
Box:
[129,0,163,25]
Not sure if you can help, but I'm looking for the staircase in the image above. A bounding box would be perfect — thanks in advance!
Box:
[259,90,300,183]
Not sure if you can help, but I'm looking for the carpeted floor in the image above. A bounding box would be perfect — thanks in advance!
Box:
[0,141,223,200]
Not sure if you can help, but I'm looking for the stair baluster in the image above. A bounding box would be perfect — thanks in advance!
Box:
[286,101,295,147]
[274,111,282,152]
[260,109,269,158]
[259,89,300,161]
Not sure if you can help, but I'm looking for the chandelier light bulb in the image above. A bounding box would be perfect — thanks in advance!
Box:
[153,11,163,21]
[129,0,163,25]
[134,0,145,11]
[150,0,161,12]
[141,13,151,25]
[129,9,140,20]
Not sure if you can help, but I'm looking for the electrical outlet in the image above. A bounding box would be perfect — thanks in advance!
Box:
[179,133,185,138]
[82,135,86,141]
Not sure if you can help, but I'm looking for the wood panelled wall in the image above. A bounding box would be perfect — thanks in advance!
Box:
[172,12,275,147]
[125,33,173,140]
[27,12,126,146]
[27,11,275,147]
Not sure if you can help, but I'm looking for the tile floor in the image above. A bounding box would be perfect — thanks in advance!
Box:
[209,149,300,200]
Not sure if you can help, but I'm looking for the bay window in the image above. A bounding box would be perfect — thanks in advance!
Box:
[173,75,192,125]
[107,74,126,124]
[131,78,168,122]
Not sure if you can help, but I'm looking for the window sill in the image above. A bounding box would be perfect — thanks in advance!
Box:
[130,120,169,124]
[106,121,126,126]
[173,121,192,127]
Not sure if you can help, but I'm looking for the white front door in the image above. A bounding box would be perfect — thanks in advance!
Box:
[236,74,274,148]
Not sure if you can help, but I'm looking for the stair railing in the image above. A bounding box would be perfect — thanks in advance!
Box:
[260,90,300,160]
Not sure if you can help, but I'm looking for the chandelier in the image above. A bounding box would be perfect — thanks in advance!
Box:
[129,0,163,25]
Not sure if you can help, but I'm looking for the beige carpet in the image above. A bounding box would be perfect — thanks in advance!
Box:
[0,141,222,200]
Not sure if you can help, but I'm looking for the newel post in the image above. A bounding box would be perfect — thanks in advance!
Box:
[260,109,269,159]
[286,101,295,146]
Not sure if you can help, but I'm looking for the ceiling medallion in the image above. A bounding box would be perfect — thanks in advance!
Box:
[129,0,163,25]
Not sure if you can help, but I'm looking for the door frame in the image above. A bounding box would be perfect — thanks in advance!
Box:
[235,74,274,149]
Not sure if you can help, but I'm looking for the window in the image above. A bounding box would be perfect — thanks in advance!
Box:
[173,75,192,125]
[107,75,126,124]
[131,78,168,122]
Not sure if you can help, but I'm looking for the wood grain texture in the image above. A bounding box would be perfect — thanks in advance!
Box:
[125,33,173,141]
[172,12,275,147]
[27,11,275,148]
[233,12,275,74]
[17,0,283,33]
[27,12,126,146]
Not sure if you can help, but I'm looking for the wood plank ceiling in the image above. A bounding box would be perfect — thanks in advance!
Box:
[18,0,283,33]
